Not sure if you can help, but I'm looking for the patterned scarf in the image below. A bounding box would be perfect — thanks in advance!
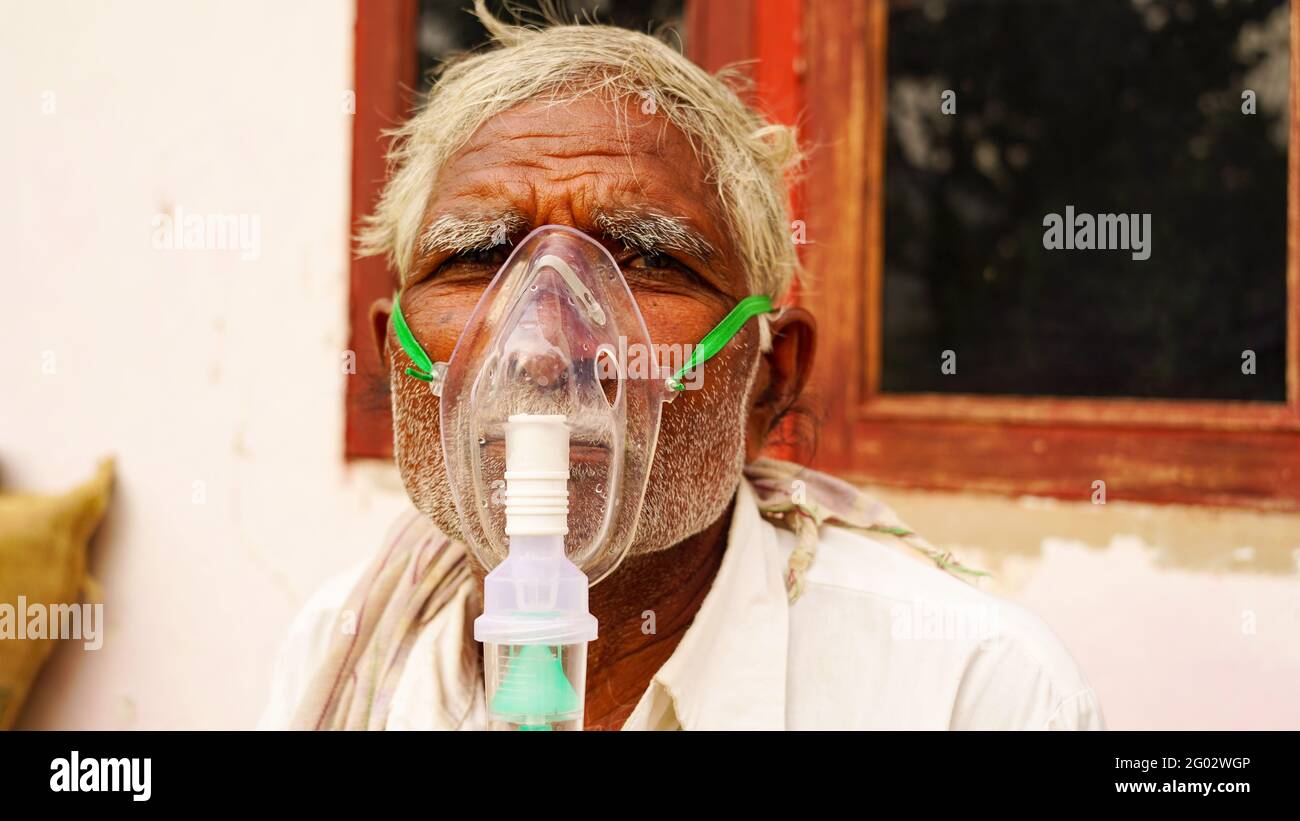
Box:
[289,458,982,730]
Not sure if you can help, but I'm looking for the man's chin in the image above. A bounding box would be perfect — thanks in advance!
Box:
[407,475,739,559]
[399,434,748,568]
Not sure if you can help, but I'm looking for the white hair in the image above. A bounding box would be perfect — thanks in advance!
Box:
[358,0,803,299]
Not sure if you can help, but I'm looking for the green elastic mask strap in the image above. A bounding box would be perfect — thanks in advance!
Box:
[393,290,775,389]
[392,290,435,382]
[669,294,775,391]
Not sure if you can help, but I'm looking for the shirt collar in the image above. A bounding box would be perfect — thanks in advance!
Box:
[624,478,790,730]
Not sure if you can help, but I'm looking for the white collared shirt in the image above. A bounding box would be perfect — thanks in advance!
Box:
[260,480,1104,730]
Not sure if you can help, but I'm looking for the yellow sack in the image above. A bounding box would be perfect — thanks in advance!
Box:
[0,459,113,729]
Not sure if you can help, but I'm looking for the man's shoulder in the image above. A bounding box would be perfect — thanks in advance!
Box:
[256,560,367,729]
[257,509,461,729]
[777,522,1103,729]
[286,509,450,625]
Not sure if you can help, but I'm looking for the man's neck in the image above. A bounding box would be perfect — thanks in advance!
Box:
[471,498,736,731]
[582,498,735,728]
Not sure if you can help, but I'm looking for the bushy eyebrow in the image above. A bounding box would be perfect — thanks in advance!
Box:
[416,211,527,258]
[593,208,717,262]
[410,207,719,286]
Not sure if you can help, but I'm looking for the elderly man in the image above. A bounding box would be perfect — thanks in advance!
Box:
[260,5,1102,731]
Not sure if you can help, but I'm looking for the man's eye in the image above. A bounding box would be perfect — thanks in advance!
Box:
[437,245,510,274]
[625,252,691,274]
[623,251,712,290]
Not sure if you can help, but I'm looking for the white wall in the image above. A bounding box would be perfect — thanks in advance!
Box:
[872,487,1300,730]
[1,0,412,729]
[3,0,1297,731]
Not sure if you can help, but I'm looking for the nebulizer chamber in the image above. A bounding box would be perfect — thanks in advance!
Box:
[475,414,596,731]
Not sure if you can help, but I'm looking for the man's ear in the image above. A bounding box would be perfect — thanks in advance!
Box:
[746,306,816,461]
[370,296,393,368]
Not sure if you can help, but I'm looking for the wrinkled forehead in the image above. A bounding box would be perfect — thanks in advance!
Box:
[412,95,745,296]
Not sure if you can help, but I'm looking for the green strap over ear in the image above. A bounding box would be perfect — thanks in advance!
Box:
[668,294,775,391]
[392,290,435,382]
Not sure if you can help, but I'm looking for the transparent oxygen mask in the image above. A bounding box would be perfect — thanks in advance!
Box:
[391,224,775,587]
[438,226,673,587]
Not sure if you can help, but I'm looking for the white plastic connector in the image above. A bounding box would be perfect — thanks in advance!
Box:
[503,413,570,536]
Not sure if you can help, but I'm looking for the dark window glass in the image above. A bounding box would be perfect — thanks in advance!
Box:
[417,0,687,95]
[883,0,1289,400]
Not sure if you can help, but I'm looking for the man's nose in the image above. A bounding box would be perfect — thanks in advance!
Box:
[519,347,570,389]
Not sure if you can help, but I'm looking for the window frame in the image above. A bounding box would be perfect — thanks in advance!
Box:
[799,0,1300,510]
[345,0,417,460]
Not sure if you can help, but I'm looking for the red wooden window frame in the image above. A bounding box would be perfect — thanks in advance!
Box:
[798,0,1300,511]
[346,0,417,460]
[345,0,1299,511]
